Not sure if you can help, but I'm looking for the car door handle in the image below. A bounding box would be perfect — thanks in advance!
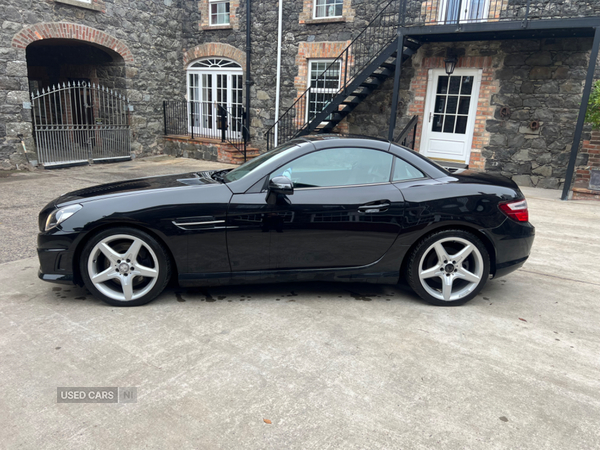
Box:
[358,202,390,213]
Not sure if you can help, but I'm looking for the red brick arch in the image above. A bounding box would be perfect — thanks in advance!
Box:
[12,23,134,64]
[183,43,246,71]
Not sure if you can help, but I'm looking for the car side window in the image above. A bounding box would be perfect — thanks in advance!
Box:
[271,147,393,188]
[393,157,425,182]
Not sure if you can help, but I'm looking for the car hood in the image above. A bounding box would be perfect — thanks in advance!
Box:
[52,171,223,207]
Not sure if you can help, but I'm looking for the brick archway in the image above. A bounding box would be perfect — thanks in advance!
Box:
[12,23,134,64]
[183,43,246,70]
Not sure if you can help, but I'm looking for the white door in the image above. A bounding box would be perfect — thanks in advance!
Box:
[187,58,243,138]
[420,68,482,165]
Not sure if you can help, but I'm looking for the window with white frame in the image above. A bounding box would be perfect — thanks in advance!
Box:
[314,0,343,19]
[209,0,230,25]
[307,60,341,121]
[187,58,243,137]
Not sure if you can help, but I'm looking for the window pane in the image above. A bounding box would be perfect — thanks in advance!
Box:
[432,114,444,132]
[458,96,470,114]
[315,0,343,17]
[455,116,468,134]
[210,1,230,25]
[434,96,446,114]
[272,148,393,188]
[461,76,473,95]
[437,76,449,94]
[446,96,458,114]
[449,76,461,94]
[393,157,424,182]
[443,115,456,133]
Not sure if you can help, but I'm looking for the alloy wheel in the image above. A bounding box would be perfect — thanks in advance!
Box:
[87,234,159,302]
[417,236,485,302]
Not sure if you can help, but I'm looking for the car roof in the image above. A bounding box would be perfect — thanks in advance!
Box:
[294,134,391,144]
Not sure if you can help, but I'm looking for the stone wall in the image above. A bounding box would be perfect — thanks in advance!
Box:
[1,0,185,169]
[484,38,593,189]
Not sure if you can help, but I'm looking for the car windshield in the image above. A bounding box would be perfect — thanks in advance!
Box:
[223,142,300,182]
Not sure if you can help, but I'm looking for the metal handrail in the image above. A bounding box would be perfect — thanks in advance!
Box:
[395,115,418,150]
[266,0,401,150]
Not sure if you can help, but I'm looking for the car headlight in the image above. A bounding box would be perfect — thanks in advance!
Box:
[45,204,83,231]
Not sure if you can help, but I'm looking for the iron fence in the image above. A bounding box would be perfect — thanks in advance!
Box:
[163,101,246,145]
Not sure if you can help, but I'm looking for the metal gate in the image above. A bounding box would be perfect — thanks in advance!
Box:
[31,82,131,167]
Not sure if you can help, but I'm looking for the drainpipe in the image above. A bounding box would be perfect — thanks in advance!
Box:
[245,0,252,146]
[274,0,284,147]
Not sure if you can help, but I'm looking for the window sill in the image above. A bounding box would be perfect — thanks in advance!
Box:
[303,17,347,25]
[201,24,233,31]
[54,0,105,12]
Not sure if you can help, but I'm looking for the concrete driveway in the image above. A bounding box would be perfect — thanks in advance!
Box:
[1,158,599,449]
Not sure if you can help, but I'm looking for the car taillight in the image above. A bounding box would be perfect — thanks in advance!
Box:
[499,199,529,222]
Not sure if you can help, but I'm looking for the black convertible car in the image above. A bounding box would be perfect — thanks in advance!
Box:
[38,136,534,307]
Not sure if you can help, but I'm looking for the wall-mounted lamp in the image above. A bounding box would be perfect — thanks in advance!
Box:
[444,51,458,76]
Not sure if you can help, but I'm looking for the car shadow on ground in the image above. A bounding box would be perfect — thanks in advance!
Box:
[43,280,429,307]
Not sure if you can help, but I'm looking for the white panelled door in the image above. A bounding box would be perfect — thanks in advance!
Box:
[420,68,482,165]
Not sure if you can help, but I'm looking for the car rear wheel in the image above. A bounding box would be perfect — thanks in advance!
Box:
[80,227,171,306]
[407,230,490,306]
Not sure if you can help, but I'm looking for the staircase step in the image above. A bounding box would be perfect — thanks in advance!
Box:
[360,78,382,88]
[350,86,373,96]
[405,38,422,51]
[341,97,363,105]
[371,68,394,79]
[339,103,357,113]
[331,111,350,122]
[380,62,397,71]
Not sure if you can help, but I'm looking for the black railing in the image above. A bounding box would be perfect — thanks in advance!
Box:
[265,0,402,150]
[163,101,244,144]
[395,115,418,150]
[403,0,600,27]
[163,100,247,160]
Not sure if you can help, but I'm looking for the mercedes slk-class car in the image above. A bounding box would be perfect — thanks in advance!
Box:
[38,136,534,307]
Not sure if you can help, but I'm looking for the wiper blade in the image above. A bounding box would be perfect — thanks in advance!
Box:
[210,169,231,183]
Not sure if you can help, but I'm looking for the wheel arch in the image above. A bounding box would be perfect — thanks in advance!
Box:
[71,222,180,286]
[399,223,497,280]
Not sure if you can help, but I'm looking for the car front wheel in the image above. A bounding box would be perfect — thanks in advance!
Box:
[407,230,490,306]
[80,227,171,307]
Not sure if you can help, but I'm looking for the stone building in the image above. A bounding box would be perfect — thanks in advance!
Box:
[1,0,600,195]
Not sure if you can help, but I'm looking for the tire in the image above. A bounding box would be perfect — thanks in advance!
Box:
[80,227,171,307]
[406,229,490,306]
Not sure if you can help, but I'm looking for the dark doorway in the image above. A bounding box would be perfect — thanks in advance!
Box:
[26,39,126,94]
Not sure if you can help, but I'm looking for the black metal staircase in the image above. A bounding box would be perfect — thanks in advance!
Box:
[265,0,420,150]
[315,37,421,134]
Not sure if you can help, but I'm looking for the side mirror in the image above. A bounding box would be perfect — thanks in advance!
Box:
[269,176,293,195]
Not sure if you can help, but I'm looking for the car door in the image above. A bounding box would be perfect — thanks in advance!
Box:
[267,146,405,270]
[226,190,274,271]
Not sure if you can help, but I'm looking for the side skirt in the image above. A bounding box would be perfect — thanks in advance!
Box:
[179,243,411,288]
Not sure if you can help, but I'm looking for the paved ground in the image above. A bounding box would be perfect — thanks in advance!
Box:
[1,159,600,449]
